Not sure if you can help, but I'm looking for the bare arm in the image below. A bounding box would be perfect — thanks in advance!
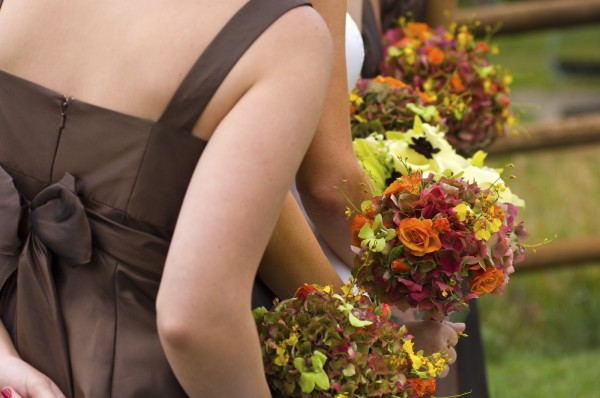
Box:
[258,192,344,300]
[297,0,374,269]
[156,8,333,397]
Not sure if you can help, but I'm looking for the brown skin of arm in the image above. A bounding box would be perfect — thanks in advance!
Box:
[296,0,374,269]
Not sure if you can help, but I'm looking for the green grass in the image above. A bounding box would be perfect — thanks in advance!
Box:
[479,265,600,363]
[487,348,600,398]
[489,26,600,92]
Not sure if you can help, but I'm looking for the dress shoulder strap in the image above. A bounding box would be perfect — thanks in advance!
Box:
[158,0,311,132]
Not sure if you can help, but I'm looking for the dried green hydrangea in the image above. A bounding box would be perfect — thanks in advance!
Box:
[253,284,446,398]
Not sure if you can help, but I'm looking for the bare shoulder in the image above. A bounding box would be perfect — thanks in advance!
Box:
[254,5,333,73]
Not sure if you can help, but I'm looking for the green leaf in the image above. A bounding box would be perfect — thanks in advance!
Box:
[412,115,424,134]
[469,150,488,167]
[251,306,267,322]
[342,364,356,377]
[406,104,438,122]
[358,223,375,240]
[295,351,331,393]
[348,312,374,327]
[387,245,405,266]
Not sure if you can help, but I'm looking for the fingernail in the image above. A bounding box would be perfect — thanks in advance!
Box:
[1,387,12,398]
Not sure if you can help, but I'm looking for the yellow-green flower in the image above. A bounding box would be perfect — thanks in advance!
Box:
[474,218,491,241]
[454,203,470,222]
[274,343,289,367]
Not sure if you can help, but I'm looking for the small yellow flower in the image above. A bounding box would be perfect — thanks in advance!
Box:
[353,115,367,123]
[349,92,364,106]
[483,79,492,94]
[402,339,423,370]
[274,343,289,367]
[474,218,491,241]
[285,332,299,347]
[404,47,416,65]
[454,203,470,222]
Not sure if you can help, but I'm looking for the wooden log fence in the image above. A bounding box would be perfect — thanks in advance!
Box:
[517,237,600,273]
[455,0,600,35]
[487,112,600,155]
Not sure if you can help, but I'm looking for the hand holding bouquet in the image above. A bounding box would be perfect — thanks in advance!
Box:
[253,284,449,397]
[350,169,527,321]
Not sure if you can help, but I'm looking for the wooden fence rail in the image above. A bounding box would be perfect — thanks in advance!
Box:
[455,0,600,35]
[487,112,600,155]
[517,236,600,272]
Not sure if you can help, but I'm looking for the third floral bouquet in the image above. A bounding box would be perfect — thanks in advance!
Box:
[253,284,448,397]
[378,21,515,156]
[349,169,528,321]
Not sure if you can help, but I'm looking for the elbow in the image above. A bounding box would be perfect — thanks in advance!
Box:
[296,179,345,218]
[156,301,197,352]
[156,292,247,354]
[156,294,216,353]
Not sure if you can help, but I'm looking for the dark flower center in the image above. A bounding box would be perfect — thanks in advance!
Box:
[409,137,441,159]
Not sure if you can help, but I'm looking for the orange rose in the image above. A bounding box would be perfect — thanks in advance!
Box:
[407,378,436,396]
[391,258,410,273]
[405,22,430,41]
[450,73,464,93]
[295,284,317,299]
[397,218,441,257]
[350,214,372,246]
[380,303,391,318]
[416,88,436,104]
[476,41,489,53]
[374,75,407,89]
[468,267,505,295]
[433,217,451,233]
[425,46,444,66]
[383,174,422,197]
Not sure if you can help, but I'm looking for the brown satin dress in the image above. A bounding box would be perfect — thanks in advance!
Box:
[0,0,309,396]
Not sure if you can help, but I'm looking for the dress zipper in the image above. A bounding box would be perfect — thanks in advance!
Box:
[59,96,71,130]
[50,95,72,181]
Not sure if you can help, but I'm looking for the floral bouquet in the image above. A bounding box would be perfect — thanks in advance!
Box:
[353,116,524,211]
[378,21,515,156]
[350,76,437,140]
[349,168,528,321]
[253,284,449,397]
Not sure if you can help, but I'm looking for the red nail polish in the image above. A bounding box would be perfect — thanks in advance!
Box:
[1,387,12,398]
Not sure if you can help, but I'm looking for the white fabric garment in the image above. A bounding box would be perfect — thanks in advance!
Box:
[345,13,365,92]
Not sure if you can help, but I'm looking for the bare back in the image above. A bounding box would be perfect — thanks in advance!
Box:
[0,0,290,139]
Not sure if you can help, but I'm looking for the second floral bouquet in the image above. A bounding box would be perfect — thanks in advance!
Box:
[349,168,527,321]
[253,284,447,398]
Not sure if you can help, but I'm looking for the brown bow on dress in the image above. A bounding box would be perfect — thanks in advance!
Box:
[0,166,92,395]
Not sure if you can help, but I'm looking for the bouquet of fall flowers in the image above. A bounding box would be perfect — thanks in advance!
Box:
[353,116,524,210]
[253,284,449,398]
[350,76,437,140]
[349,168,527,321]
[379,20,515,156]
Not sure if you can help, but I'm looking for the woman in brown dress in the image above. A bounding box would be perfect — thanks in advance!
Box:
[0,0,334,396]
